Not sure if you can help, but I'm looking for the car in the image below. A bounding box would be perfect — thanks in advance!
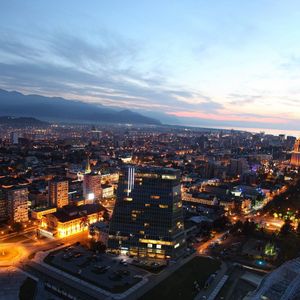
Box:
[73,253,83,258]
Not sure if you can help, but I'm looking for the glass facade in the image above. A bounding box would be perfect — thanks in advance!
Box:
[108,166,186,259]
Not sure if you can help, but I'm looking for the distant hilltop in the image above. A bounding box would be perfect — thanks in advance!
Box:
[0,116,48,127]
[0,89,161,125]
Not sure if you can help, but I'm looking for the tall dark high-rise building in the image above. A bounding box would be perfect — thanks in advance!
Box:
[108,166,186,259]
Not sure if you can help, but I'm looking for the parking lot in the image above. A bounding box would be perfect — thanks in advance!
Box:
[44,244,148,293]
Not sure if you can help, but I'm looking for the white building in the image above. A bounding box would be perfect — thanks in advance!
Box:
[247,257,300,300]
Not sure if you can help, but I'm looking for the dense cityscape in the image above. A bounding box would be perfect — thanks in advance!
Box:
[2,1,300,300]
[0,120,300,299]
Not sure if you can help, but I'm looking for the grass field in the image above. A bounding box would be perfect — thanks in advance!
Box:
[141,256,221,300]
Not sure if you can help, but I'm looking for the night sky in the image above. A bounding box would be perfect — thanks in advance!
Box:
[1,1,300,131]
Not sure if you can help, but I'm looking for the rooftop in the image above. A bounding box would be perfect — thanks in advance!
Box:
[52,204,106,222]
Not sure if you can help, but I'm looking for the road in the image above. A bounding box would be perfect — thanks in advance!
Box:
[0,230,100,299]
[0,229,89,268]
[197,232,227,254]
[229,212,284,232]
[0,225,37,242]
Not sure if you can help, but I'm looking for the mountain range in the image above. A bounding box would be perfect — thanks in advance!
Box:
[0,89,161,125]
[0,116,48,127]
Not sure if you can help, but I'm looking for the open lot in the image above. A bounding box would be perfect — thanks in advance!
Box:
[141,256,221,300]
[44,244,148,293]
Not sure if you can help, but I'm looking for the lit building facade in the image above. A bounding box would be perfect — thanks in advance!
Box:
[31,207,57,220]
[7,187,29,223]
[102,184,114,199]
[291,139,300,167]
[48,178,69,208]
[83,172,102,202]
[41,204,106,238]
[108,166,186,259]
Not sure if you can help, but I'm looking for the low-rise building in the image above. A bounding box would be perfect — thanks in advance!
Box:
[31,207,57,220]
[247,258,300,300]
[41,203,106,238]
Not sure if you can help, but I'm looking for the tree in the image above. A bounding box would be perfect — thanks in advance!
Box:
[280,219,294,236]
[242,220,256,236]
[12,222,23,232]
[213,216,230,231]
[89,238,106,253]
[296,222,300,237]
[230,220,243,234]
[103,210,110,221]
[80,215,89,229]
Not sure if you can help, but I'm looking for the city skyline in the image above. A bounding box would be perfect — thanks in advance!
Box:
[1,1,300,132]
[0,120,300,299]
[2,3,300,298]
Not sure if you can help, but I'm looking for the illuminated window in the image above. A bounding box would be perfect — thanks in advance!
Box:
[150,195,160,199]
[159,204,168,209]
[147,243,153,248]
[144,223,150,227]
[156,244,162,249]
[145,203,151,207]
[176,222,183,229]
[139,238,174,246]
[139,230,145,234]
[124,197,133,201]
[162,174,177,180]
